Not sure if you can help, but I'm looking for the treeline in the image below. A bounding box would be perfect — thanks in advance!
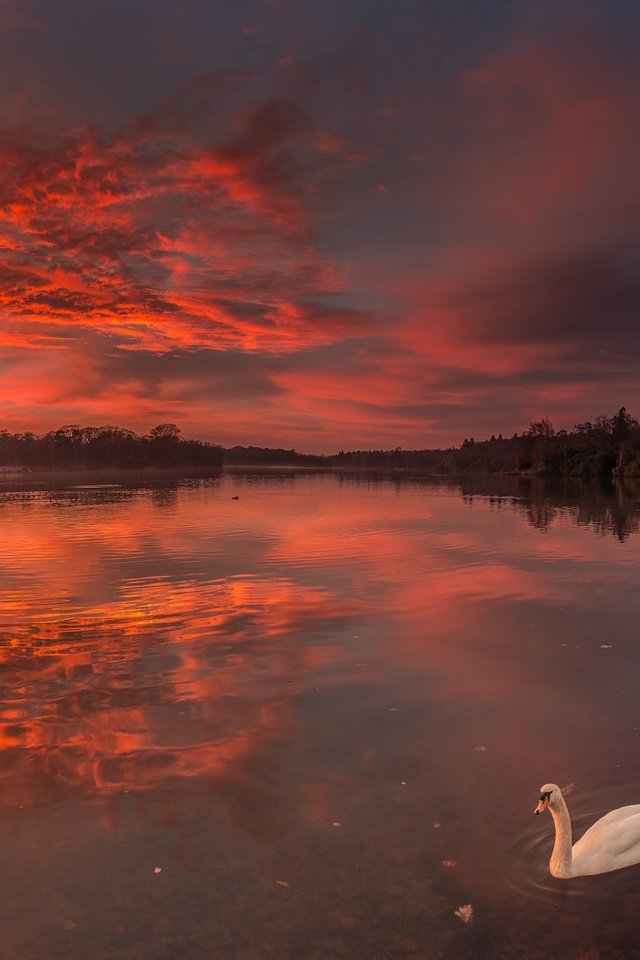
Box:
[446,408,640,477]
[223,407,640,477]
[329,407,640,477]
[224,445,324,467]
[0,423,223,471]
[2,407,640,477]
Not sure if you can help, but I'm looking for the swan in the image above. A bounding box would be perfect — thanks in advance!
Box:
[535,782,640,878]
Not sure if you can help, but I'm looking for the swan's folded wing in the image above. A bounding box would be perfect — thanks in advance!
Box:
[572,806,640,876]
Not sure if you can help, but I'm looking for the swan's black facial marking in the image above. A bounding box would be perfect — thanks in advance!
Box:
[535,789,553,815]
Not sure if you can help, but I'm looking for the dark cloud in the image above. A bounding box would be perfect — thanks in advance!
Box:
[445,247,640,351]
[1,1,640,448]
[219,98,311,162]
[98,346,284,403]
[0,1,43,31]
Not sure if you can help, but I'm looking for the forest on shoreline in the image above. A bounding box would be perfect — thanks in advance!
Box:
[0,423,224,471]
[2,407,640,477]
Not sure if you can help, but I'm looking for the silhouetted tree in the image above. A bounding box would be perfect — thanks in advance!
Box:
[149,424,182,440]
[0,423,222,471]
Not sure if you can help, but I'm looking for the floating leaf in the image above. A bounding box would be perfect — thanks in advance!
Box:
[454,904,474,924]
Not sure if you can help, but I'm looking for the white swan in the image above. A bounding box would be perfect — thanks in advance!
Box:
[535,782,640,878]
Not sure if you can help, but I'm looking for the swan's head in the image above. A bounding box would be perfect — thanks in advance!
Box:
[534,782,562,815]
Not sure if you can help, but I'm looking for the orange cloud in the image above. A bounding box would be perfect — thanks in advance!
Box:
[0,98,370,361]
[1,11,639,450]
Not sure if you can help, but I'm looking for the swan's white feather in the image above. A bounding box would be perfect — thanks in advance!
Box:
[537,783,640,878]
[572,805,640,876]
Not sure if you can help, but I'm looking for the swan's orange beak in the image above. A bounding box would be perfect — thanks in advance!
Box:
[534,797,549,815]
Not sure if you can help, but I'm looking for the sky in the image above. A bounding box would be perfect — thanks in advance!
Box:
[0,0,639,452]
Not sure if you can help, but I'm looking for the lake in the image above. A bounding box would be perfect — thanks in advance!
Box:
[1,470,640,960]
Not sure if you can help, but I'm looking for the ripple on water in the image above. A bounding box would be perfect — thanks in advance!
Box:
[509,781,640,914]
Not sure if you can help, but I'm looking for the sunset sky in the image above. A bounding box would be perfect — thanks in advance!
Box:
[1,0,639,452]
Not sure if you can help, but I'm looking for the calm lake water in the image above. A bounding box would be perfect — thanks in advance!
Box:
[2,471,640,960]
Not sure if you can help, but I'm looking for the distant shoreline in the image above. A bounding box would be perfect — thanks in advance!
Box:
[2,408,640,478]
[2,463,638,482]
[0,465,224,488]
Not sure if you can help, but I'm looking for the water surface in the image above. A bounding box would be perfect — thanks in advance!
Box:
[1,472,640,959]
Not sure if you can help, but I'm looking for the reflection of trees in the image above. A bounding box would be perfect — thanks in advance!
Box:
[454,474,640,541]
[513,477,640,542]
[322,472,640,542]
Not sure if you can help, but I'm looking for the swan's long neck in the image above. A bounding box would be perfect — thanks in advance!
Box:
[548,793,573,878]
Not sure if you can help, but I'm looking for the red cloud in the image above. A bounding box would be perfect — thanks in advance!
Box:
[0,95,371,358]
[2,14,639,450]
